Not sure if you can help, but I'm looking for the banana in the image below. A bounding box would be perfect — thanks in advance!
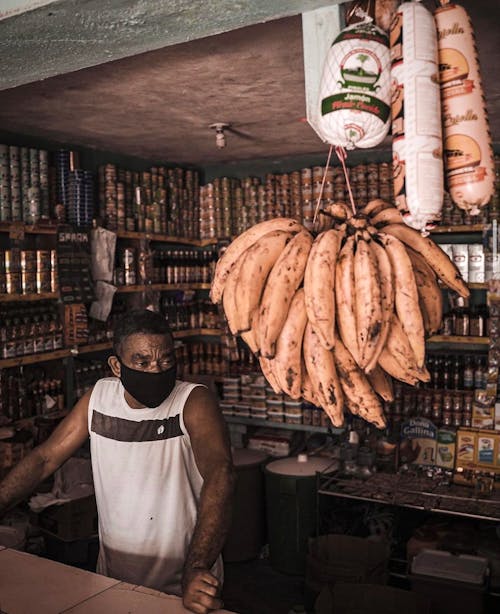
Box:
[222,252,246,335]
[258,230,313,358]
[371,207,404,227]
[210,217,303,303]
[301,370,319,406]
[382,223,469,298]
[362,199,392,217]
[259,355,282,394]
[333,338,386,429]
[365,239,394,373]
[235,230,293,333]
[383,314,429,383]
[273,289,308,399]
[303,322,344,427]
[322,202,353,222]
[354,235,382,369]
[406,247,443,335]
[240,309,260,354]
[335,236,359,364]
[379,233,425,368]
[367,364,394,402]
[378,349,419,386]
[304,229,342,349]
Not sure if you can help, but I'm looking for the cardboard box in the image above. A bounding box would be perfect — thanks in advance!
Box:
[36,494,98,541]
[436,428,456,469]
[455,428,500,474]
[399,418,437,466]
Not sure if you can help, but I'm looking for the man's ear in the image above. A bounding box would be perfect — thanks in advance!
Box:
[108,355,121,378]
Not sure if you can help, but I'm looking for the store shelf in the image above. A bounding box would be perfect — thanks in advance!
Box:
[468,282,488,290]
[0,292,59,302]
[0,348,70,369]
[116,230,218,247]
[224,415,343,434]
[172,328,223,338]
[75,341,113,354]
[430,224,487,234]
[0,222,58,235]
[318,472,500,522]
[426,335,489,350]
[115,283,211,293]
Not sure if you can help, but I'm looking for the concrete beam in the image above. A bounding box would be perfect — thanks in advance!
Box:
[0,0,344,92]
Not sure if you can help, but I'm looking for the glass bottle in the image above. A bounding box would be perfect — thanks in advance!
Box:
[463,356,474,390]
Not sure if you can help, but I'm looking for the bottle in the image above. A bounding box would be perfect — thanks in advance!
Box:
[452,356,462,390]
[442,355,452,390]
[474,356,483,390]
[432,356,441,389]
[463,356,474,390]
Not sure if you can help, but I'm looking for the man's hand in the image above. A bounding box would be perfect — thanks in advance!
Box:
[182,567,222,614]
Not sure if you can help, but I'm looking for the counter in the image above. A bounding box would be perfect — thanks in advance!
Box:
[0,547,235,613]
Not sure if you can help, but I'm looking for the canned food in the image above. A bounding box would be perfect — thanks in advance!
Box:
[36,270,52,293]
[21,271,37,294]
[21,250,37,272]
[6,272,22,293]
[4,249,21,273]
[124,268,136,286]
[36,250,51,271]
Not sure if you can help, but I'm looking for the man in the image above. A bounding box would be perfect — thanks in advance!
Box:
[0,309,235,614]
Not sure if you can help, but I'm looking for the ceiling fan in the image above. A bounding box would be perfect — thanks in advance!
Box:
[209,122,254,149]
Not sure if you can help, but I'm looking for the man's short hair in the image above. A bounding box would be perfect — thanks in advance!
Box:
[112,309,173,356]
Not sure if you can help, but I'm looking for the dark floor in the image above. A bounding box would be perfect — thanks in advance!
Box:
[222,559,306,614]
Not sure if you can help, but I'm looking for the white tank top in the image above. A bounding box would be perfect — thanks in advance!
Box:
[88,377,222,596]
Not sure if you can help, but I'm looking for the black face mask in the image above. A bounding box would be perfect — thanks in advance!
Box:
[118,361,177,408]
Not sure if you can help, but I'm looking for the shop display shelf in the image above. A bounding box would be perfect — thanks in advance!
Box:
[224,414,343,434]
[426,335,489,350]
[430,224,488,235]
[74,341,113,355]
[0,292,59,302]
[116,230,218,247]
[0,348,71,369]
[0,222,58,236]
[317,472,500,522]
[115,283,211,293]
[172,328,223,338]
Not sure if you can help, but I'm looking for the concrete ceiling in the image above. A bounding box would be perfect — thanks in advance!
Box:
[0,0,497,167]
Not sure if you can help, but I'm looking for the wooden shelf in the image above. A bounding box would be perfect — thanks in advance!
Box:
[427,335,489,350]
[115,283,210,293]
[75,341,113,354]
[224,415,343,434]
[116,230,218,247]
[430,224,487,234]
[468,282,488,290]
[0,348,70,369]
[172,328,223,338]
[0,222,58,235]
[0,292,59,303]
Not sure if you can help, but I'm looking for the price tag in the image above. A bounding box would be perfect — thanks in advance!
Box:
[9,222,24,241]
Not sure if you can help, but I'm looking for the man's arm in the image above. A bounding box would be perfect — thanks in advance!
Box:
[182,385,236,614]
[0,388,92,516]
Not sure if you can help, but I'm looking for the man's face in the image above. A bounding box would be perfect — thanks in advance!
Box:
[109,332,175,376]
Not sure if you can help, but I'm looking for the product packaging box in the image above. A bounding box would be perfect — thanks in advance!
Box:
[399,418,437,466]
[468,244,485,283]
[452,244,469,282]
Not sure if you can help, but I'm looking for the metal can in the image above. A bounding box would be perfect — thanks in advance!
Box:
[6,272,22,293]
[4,249,21,273]
[21,271,37,294]
[21,250,37,272]
[36,270,52,293]
[36,250,51,271]
[124,268,136,286]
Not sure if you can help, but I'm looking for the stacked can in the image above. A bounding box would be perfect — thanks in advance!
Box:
[54,150,79,222]
[4,248,21,294]
[301,168,314,230]
[265,174,276,219]
[9,146,21,221]
[199,184,217,240]
[67,169,94,227]
[103,164,117,230]
[20,148,30,222]
[39,150,50,218]
[290,171,302,222]
[0,145,10,221]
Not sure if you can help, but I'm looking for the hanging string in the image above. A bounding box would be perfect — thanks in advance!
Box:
[335,145,357,215]
[313,144,334,226]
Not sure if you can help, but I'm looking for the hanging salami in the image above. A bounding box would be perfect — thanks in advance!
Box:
[434,1,495,214]
[318,19,391,150]
[390,0,444,232]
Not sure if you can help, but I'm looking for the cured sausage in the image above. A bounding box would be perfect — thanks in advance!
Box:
[390,1,443,232]
[434,1,495,213]
[318,18,391,149]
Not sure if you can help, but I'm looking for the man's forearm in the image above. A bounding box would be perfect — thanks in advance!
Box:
[0,449,48,515]
[183,462,236,575]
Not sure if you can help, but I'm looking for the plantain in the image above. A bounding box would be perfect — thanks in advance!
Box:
[258,230,313,358]
[304,229,343,349]
[210,217,303,303]
[335,236,359,364]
